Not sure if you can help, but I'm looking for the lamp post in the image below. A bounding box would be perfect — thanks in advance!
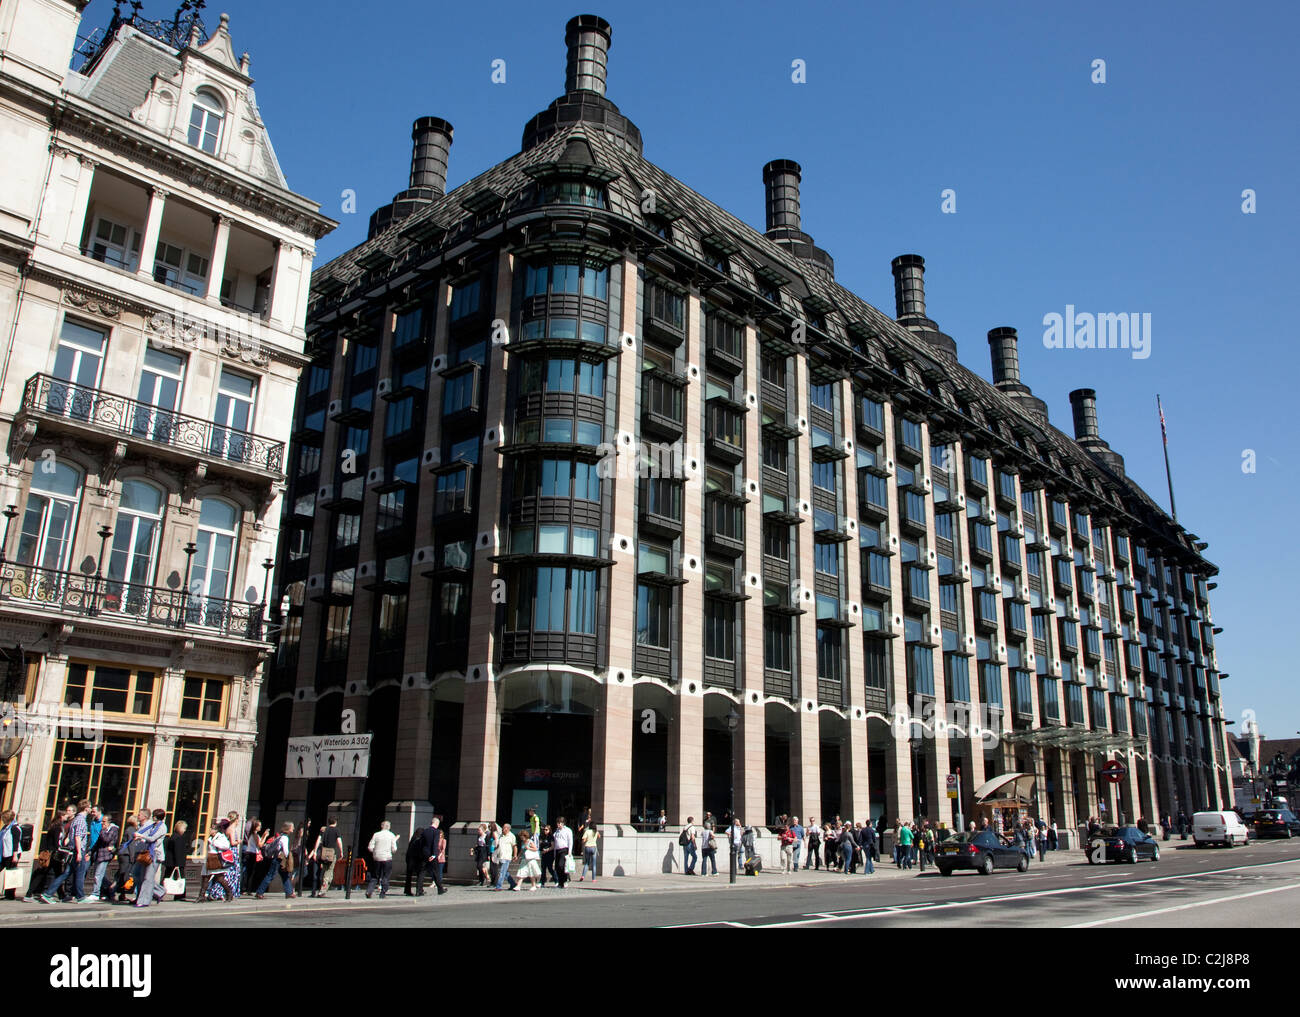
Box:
[259,558,273,639]
[90,524,112,614]
[726,706,738,884]
[0,504,17,566]
[180,541,198,627]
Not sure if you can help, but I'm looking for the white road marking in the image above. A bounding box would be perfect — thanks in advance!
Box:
[716,858,1300,928]
[1067,882,1300,927]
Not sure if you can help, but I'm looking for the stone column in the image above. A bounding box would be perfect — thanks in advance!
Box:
[143,733,177,812]
[135,186,167,281]
[205,215,232,302]
[216,736,256,819]
[63,155,97,252]
[732,694,765,825]
[667,686,703,825]
[267,242,300,328]
[591,678,634,826]
[789,353,818,822]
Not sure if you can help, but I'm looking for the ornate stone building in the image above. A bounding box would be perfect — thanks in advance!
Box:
[259,14,1231,873]
[0,0,333,856]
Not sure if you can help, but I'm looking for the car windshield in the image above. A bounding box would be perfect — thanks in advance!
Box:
[1258,811,1282,819]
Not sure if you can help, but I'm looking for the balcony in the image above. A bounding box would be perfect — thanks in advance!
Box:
[639,477,684,539]
[641,371,687,441]
[19,374,284,481]
[0,562,263,642]
[705,493,746,558]
[705,397,746,465]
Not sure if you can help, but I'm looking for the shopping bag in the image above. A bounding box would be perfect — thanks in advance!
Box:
[162,867,186,897]
[565,853,575,874]
[1,868,23,892]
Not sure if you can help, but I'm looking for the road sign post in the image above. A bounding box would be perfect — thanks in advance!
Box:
[284,733,374,899]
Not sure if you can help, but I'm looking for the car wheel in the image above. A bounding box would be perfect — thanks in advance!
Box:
[980,855,994,876]
[1151,845,1159,862]
[1286,829,1293,840]
[1017,855,1029,872]
[1126,847,1136,864]
[938,866,953,877]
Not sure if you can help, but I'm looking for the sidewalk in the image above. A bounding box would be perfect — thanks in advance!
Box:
[5,849,1080,916]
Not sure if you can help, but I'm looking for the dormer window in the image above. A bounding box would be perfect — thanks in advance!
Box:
[188,89,225,154]
[540,180,606,208]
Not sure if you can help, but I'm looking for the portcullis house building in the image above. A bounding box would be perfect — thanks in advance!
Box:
[257,14,1231,871]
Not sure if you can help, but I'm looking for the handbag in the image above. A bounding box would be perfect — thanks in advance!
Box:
[2,867,24,892]
[135,850,153,865]
[162,867,186,896]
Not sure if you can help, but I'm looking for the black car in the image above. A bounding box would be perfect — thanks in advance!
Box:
[1253,809,1300,839]
[1084,825,1160,864]
[936,831,1029,876]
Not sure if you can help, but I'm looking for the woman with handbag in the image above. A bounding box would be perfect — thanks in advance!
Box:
[130,809,169,908]
[25,805,71,903]
[111,817,137,902]
[242,818,265,894]
[161,820,192,901]
[1,810,23,900]
[204,819,239,901]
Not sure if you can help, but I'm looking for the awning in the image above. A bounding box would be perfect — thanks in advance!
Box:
[973,772,1036,803]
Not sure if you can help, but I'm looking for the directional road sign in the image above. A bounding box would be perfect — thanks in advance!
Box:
[285,733,373,779]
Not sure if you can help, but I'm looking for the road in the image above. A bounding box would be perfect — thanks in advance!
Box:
[6,838,1300,928]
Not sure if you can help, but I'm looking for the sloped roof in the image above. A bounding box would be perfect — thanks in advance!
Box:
[310,118,1211,564]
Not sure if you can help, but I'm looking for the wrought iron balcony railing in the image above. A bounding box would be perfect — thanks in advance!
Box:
[21,374,285,477]
[0,562,264,642]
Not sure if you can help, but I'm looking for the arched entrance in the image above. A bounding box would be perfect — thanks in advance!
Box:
[495,671,598,828]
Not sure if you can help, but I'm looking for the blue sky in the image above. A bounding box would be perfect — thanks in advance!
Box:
[109,0,1298,737]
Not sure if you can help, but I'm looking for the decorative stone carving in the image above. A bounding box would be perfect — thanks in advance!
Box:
[64,288,121,319]
[182,463,207,506]
[97,442,128,495]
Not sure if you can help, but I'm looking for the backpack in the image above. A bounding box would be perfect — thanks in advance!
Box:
[678,829,690,846]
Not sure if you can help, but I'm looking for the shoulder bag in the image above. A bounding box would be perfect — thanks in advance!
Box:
[162,867,186,896]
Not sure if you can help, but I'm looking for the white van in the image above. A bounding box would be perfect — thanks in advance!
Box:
[1192,810,1251,847]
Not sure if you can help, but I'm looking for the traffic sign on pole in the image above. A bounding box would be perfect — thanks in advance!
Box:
[946,773,959,799]
[285,733,373,779]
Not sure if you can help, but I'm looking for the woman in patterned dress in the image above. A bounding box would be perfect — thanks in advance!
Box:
[205,819,239,901]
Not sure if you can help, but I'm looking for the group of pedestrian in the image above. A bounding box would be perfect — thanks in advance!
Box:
[13,800,178,907]
[679,813,722,875]
[471,810,598,890]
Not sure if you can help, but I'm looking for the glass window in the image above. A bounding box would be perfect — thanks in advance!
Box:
[17,462,83,572]
[179,677,226,724]
[187,89,224,154]
[106,479,165,596]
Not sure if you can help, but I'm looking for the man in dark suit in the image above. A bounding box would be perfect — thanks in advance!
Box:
[857,822,876,874]
[416,815,447,896]
[402,825,428,896]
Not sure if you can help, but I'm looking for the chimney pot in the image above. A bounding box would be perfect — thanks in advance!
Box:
[409,116,454,196]
[891,254,926,320]
[1069,388,1101,442]
[565,14,612,97]
[988,326,1021,387]
[762,159,802,236]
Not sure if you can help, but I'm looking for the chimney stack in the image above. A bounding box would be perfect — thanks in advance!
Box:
[1069,388,1100,442]
[891,254,927,321]
[988,326,1021,387]
[762,159,802,236]
[565,15,612,96]
[1068,388,1125,476]
[409,117,454,196]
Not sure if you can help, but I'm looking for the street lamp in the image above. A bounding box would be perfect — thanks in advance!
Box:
[91,524,112,615]
[180,541,198,628]
[726,706,739,885]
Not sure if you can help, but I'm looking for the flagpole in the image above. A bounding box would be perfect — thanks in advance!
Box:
[1157,395,1177,523]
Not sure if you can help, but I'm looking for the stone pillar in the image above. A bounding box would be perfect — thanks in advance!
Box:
[591,679,634,826]
[135,186,167,281]
[733,696,764,826]
[215,736,256,819]
[789,702,820,824]
[667,687,703,825]
[293,250,315,329]
[455,678,501,822]
[205,215,232,302]
[267,242,300,327]
[63,154,97,252]
[12,655,69,826]
[143,733,177,811]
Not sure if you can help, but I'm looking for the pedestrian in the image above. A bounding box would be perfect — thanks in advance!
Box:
[473,823,489,886]
[515,826,541,892]
[778,821,795,873]
[110,815,137,903]
[806,821,821,870]
[838,823,855,874]
[553,816,573,888]
[1036,823,1047,861]
[44,799,91,902]
[256,821,297,900]
[699,823,718,876]
[313,816,344,897]
[579,822,600,881]
[129,808,169,908]
[204,819,239,901]
[729,818,743,872]
[417,816,447,896]
[790,815,804,871]
[403,824,428,896]
[161,819,191,900]
[898,820,914,870]
[363,820,397,899]
[822,823,836,870]
[1048,821,1058,851]
[528,806,541,843]
[859,821,876,874]
[682,816,698,875]
[84,811,118,901]
[539,824,557,886]
[240,819,264,894]
[485,822,500,887]
[657,810,667,832]
[493,822,518,891]
[0,810,22,901]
